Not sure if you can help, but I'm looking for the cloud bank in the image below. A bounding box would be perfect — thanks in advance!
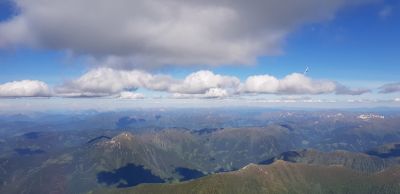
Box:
[55,68,369,98]
[0,0,375,68]
[0,69,371,99]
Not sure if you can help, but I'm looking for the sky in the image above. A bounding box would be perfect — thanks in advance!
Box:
[0,0,399,111]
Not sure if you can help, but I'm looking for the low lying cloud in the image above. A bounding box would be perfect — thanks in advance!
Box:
[55,68,239,98]
[55,68,369,98]
[241,73,369,95]
[0,69,370,99]
[0,80,51,97]
[378,82,400,93]
[55,68,172,97]
[0,0,376,68]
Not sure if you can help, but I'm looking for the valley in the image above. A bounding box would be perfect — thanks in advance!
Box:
[0,109,400,193]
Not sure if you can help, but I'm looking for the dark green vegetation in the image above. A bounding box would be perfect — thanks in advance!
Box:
[0,109,400,193]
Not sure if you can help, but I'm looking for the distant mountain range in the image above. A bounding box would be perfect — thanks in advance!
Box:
[1,110,400,193]
[100,148,400,194]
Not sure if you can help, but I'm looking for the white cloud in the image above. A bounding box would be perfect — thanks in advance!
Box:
[395,98,400,102]
[278,73,336,94]
[241,73,368,95]
[205,88,229,98]
[0,80,51,97]
[241,75,279,93]
[169,70,240,94]
[55,68,172,97]
[116,91,145,99]
[0,0,376,68]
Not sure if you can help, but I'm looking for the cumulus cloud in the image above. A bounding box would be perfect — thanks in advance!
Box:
[0,80,51,97]
[55,68,368,98]
[378,82,400,93]
[168,70,240,94]
[205,88,229,98]
[55,68,172,97]
[0,0,375,68]
[241,73,368,95]
[241,75,280,93]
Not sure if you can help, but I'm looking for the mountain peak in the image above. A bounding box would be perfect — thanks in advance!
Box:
[97,132,136,149]
[112,132,135,142]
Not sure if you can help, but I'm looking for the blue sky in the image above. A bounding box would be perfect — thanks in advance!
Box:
[0,0,399,110]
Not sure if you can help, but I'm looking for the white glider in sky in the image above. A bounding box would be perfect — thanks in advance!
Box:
[304,66,309,75]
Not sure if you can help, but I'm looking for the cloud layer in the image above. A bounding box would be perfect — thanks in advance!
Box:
[55,68,369,98]
[0,69,371,98]
[0,80,51,97]
[0,0,375,68]
[55,68,240,98]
